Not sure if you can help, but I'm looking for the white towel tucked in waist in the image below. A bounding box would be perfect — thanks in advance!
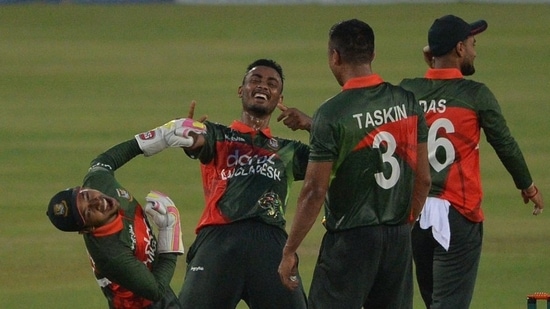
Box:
[419,197,451,251]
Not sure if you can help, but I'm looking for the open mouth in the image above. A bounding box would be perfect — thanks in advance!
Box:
[100,196,117,212]
[254,92,269,101]
[100,198,110,212]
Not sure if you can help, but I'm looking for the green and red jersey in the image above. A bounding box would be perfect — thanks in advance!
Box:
[310,74,428,231]
[186,120,309,234]
[82,139,177,308]
[400,68,533,222]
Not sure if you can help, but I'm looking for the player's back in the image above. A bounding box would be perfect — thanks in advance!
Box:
[400,77,486,221]
[312,81,426,230]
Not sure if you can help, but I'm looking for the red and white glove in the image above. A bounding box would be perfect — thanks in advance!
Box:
[135,118,206,157]
[144,191,184,255]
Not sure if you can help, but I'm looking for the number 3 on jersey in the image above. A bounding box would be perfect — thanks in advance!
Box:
[373,132,399,189]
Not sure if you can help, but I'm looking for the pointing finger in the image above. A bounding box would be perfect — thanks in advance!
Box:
[277,103,288,111]
[187,100,197,119]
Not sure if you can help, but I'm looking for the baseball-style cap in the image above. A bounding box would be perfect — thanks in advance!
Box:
[428,15,488,57]
[47,187,84,232]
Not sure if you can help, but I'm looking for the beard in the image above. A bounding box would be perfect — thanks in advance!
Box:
[461,61,476,76]
[248,104,270,116]
[243,99,275,117]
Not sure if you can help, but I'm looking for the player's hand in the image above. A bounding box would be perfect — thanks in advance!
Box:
[144,191,184,254]
[135,117,206,156]
[180,100,208,150]
[174,118,207,140]
[423,45,434,69]
[278,250,300,291]
[187,100,208,123]
[521,184,544,215]
[145,191,176,227]
[276,103,312,132]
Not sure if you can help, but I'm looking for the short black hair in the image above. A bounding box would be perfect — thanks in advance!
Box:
[329,19,375,65]
[243,59,285,91]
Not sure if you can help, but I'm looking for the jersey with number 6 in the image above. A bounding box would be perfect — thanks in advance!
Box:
[310,74,427,231]
[400,68,533,223]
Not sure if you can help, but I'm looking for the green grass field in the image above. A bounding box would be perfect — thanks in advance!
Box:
[1,3,549,308]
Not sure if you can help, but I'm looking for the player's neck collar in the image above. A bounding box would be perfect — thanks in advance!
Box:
[342,74,384,91]
[425,68,463,80]
[231,120,273,139]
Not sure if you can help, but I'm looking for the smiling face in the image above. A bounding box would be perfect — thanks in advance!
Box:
[75,188,120,231]
[238,65,283,118]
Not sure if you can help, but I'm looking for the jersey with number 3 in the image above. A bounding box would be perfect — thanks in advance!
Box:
[310,75,428,231]
[400,68,533,223]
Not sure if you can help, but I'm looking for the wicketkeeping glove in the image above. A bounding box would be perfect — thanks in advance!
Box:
[144,191,184,255]
[135,118,206,157]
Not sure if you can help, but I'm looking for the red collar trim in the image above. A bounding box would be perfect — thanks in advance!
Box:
[230,120,273,138]
[91,211,124,237]
[342,74,384,91]
[424,68,464,80]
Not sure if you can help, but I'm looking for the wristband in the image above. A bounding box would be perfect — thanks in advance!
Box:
[522,186,539,199]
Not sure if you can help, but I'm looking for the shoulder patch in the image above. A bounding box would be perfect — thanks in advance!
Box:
[268,138,279,150]
[116,188,132,201]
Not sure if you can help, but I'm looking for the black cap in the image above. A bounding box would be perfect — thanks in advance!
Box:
[46,187,84,232]
[428,15,488,57]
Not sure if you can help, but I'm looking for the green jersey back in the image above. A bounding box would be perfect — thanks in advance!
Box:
[400,70,533,222]
[310,77,427,231]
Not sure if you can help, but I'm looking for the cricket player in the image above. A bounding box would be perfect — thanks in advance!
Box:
[279,19,431,309]
[177,59,309,309]
[400,14,544,308]
[47,118,206,309]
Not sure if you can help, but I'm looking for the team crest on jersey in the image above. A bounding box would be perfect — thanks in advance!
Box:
[267,138,279,150]
[257,192,282,218]
[116,188,132,201]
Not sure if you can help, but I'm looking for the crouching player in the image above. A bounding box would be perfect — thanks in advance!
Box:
[46,118,206,309]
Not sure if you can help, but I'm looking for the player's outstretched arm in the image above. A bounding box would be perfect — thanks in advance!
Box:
[134,118,206,156]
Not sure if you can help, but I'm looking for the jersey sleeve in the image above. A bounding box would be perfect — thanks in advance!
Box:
[292,141,310,181]
[309,107,339,162]
[86,235,177,301]
[476,85,533,189]
[82,139,143,193]
[410,91,429,144]
[87,139,143,174]
[184,121,216,164]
